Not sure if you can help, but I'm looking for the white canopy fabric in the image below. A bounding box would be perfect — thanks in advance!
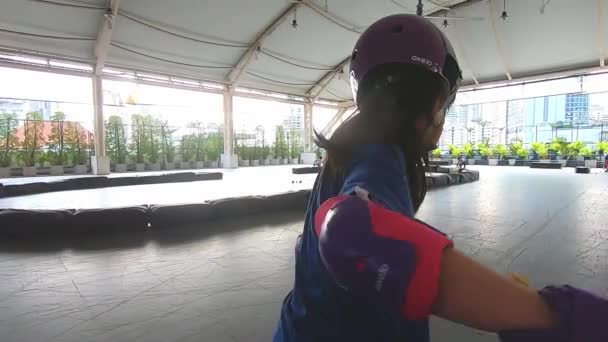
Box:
[0,0,606,102]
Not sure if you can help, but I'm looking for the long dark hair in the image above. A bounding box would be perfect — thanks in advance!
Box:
[315,63,450,211]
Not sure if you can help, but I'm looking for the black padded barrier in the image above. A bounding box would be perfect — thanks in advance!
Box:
[0,208,74,237]
[1,182,52,197]
[575,166,591,174]
[67,206,150,234]
[149,203,216,228]
[530,162,562,169]
[0,175,479,238]
[292,167,321,174]
[0,172,223,198]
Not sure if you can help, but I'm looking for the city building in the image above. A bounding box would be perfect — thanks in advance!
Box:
[565,92,589,123]
[283,106,304,134]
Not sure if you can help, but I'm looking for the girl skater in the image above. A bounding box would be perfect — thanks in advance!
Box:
[274,14,608,342]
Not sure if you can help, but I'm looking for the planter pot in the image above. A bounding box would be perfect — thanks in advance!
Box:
[270,159,278,165]
[115,164,128,173]
[474,159,489,165]
[282,158,289,165]
[263,159,270,166]
[559,160,567,167]
[164,162,175,170]
[180,161,191,169]
[0,167,10,178]
[50,165,64,176]
[193,161,204,169]
[291,158,299,165]
[22,166,37,177]
[135,163,146,172]
[585,160,598,168]
[147,163,161,171]
[239,160,250,167]
[508,159,516,166]
[497,160,510,166]
[252,160,260,166]
[540,159,551,163]
[489,158,498,166]
[43,162,51,168]
[451,159,458,165]
[73,165,88,175]
[204,161,218,168]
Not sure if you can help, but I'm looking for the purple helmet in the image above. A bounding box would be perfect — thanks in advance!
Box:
[350,14,462,106]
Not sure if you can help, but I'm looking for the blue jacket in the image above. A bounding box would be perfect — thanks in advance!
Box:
[274,144,431,342]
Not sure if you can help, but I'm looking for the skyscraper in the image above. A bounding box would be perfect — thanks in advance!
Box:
[565,93,589,123]
[283,106,304,133]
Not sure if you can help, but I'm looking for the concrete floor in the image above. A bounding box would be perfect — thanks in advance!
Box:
[0,167,607,342]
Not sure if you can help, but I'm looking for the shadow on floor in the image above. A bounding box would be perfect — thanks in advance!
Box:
[0,209,304,253]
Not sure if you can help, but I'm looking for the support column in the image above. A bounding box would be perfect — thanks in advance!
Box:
[301,100,316,164]
[221,87,238,168]
[91,75,110,175]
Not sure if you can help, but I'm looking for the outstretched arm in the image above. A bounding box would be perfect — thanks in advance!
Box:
[433,247,555,331]
[316,195,608,341]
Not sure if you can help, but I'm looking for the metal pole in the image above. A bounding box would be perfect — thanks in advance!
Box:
[92,75,106,158]
[303,100,313,152]
[222,86,236,168]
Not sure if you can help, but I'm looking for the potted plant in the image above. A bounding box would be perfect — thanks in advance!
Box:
[273,126,287,165]
[550,137,569,166]
[145,116,161,171]
[431,148,442,161]
[159,121,176,170]
[20,111,44,176]
[0,112,18,177]
[494,144,509,166]
[462,143,474,165]
[203,130,221,168]
[130,114,146,171]
[580,146,596,168]
[448,144,461,165]
[106,115,128,173]
[568,141,586,161]
[475,141,491,165]
[252,141,260,167]
[531,142,549,162]
[179,134,195,169]
[515,147,529,165]
[597,140,608,158]
[46,112,67,175]
[67,123,91,174]
[508,140,522,166]
[289,129,302,164]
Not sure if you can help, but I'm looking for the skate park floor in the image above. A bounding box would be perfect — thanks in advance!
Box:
[1,166,607,341]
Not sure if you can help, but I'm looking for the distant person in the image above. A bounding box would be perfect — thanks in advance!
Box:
[273,14,608,342]
[456,154,467,171]
[604,153,608,171]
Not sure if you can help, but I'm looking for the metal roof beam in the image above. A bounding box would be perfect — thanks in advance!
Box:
[226,3,300,87]
[307,57,350,100]
[93,0,120,75]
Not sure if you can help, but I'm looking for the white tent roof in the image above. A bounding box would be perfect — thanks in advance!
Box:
[0,0,606,102]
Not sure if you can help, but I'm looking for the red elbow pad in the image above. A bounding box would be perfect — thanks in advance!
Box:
[315,195,452,320]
